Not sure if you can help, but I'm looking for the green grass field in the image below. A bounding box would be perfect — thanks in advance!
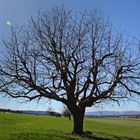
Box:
[0,113,140,140]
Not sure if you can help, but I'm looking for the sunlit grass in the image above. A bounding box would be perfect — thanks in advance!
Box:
[0,113,140,140]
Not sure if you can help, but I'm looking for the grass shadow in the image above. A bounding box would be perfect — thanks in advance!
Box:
[113,135,139,140]
[89,131,139,140]
[5,130,140,140]
[8,130,79,140]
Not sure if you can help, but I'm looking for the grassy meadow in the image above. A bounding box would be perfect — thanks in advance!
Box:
[0,113,140,140]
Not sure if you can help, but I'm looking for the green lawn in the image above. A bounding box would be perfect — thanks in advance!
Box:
[0,113,140,140]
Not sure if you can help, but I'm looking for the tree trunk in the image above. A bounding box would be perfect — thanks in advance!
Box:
[72,107,85,135]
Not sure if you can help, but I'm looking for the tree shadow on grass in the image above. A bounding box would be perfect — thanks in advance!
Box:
[8,131,111,140]
[93,132,139,140]
[93,135,138,140]
[81,131,139,140]
[113,136,139,140]
[8,130,139,140]
[83,135,112,140]
[9,132,78,140]
[65,131,113,140]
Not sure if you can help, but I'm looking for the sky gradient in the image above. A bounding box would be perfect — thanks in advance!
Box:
[0,0,140,112]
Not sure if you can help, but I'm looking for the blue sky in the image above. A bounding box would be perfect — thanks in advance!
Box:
[0,0,140,112]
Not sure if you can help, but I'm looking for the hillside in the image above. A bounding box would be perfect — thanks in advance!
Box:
[0,113,140,140]
[0,108,61,116]
[1,108,140,117]
[85,111,140,117]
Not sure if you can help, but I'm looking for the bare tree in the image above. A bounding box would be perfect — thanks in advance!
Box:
[47,105,53,112]
[0,6,140,134]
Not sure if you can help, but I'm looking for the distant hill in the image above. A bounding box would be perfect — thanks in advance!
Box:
[1,108,140,117]
[85,111,140,117]
[0,108,61,116]
[22,110,61,117]
[21,110,49,115]
[0,108,21,113]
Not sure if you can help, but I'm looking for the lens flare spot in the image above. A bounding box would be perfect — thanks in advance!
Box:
[6,20,13,27]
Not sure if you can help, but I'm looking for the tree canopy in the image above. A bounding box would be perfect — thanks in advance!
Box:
[0,6,140,134]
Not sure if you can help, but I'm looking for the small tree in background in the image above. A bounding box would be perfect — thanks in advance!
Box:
[0,6,140,134]
[47,105,53,113]
[62,105,71,120]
